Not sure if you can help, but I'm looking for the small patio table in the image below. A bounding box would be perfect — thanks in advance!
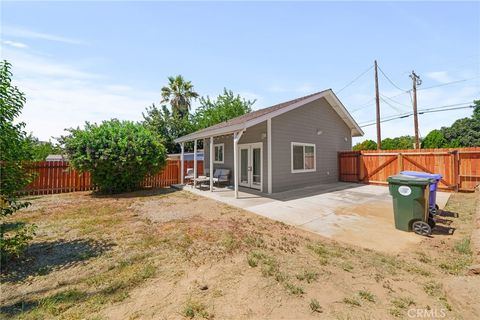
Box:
[194,176,210,188]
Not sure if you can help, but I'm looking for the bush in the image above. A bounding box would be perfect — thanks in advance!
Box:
[1,60,36,263]
[0,223,36,263]
[62,119,167,193]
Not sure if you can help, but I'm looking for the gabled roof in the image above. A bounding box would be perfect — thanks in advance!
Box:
[174,89,363,143]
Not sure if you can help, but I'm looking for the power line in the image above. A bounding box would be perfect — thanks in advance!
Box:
[379,96,404,114]
[417,77,479,91]
[359,102,474,127]
[380,93,411,109]
[377,65,409,92]
[337,65,374,94]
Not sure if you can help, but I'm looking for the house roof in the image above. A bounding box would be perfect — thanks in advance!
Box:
[174,89,363,143]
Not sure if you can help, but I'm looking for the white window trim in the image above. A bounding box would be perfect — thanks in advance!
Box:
[291,142,316,173]
[213,143,224,164]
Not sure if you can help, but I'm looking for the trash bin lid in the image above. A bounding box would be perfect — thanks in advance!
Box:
[387,174,434,186]
[400,171,443,180]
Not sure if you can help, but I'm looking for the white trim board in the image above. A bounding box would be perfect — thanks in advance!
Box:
[174,89,364,143]
[291,142,316,174]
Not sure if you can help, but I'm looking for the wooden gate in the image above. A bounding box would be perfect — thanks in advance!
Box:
[338,147,480,192]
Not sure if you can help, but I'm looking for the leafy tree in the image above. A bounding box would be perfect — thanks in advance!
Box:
[381,135,415,150]
[422,129,446,149]
[441,100,480,147]
[352,139,377,151]
[161,75,199,118]
[194,89,255,129]
[0,60,36,263]
[421,100,480,148]
[62,119,167,194]
[25,136,63,161]
[142,104,196,153]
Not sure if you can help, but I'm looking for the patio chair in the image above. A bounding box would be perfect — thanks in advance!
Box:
[184,168,194,185]
[212,169,231,187]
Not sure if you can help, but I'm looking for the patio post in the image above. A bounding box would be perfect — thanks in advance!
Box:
[210,136,213,191]
[233,130,244,199]
[180,142,185,184]
[193,139,197,187]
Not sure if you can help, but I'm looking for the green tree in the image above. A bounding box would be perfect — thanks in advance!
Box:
[422,129,446,148]
[441,100,480,147]
[142,103,196,153]
[25,136,63,161]
[161,75,199,118]
[62,119,167,194]
[194,89,255,129]
[381,136,415,150]
[421,100,480,148]
[0,60,36,262]
[352,139,377,151]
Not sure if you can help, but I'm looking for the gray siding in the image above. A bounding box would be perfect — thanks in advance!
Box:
[271,97,352,192]
[204,121,267,189]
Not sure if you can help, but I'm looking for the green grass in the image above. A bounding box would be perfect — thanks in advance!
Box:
[296,270,319,283]
[389,296,416,318]
[284,282,304,295]
[39,289,88,315]
[358,289,375,302]
[439,256,472,275]
[182,300,210,319]
[343,297,361,307]
[454,237,472,255]
[309,298,322,313]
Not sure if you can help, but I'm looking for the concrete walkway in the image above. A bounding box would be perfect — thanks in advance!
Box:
[175,182,451,253]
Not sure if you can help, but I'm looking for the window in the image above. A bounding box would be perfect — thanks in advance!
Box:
[291,142,316,173]
[213,143,224,163]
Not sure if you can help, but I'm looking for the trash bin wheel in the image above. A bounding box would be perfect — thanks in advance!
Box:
[412,221,432,236]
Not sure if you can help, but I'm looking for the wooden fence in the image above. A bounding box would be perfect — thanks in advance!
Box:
[338,147,480,192]
[20,159,205,195]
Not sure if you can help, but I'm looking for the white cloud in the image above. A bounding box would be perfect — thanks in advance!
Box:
[3,40,28,49]
[3,48,157,141]
[2,26,86,45]
[426,71,453,84]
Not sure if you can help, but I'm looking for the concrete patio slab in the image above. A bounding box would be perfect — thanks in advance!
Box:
[174,182,451,253]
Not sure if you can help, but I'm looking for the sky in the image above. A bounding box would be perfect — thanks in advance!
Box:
[1,1,479,144]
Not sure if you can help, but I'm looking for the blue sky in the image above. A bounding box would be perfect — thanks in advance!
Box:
[1,1,479,143]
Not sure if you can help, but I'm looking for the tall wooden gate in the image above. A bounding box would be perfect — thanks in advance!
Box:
[338,147,480,192]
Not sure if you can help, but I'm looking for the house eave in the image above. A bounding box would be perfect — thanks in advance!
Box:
[174,89,364,142]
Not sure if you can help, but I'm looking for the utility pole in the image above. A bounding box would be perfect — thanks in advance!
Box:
[374,60,381,149]
[410,71,422,149]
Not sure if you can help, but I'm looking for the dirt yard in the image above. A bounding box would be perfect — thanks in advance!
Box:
[1,188,479,319]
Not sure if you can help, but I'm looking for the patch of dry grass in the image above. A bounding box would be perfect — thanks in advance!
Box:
[1,189,477,320]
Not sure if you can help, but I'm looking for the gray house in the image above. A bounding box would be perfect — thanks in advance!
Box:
[174,89,363,198]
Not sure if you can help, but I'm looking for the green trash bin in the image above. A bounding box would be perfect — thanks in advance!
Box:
[387,175,435,236]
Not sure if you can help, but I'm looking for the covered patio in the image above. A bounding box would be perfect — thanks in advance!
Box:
[175,119,272,199]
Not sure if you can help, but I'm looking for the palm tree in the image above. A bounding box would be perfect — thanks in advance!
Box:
[161,75,199,118]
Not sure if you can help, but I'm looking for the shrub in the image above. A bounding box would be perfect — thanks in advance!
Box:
[1,60,36,263]
[62,119,167,193]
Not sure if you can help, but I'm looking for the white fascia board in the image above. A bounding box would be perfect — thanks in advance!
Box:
[324,93,364,137]
[243,90,364,137]
[174,124,245,143]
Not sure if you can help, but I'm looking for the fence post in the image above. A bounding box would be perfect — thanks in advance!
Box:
[452,150,459,192]
[358,152,364,182]
[397,153,403,172]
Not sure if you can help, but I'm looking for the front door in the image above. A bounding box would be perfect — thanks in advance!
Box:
[238,143,262,190]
